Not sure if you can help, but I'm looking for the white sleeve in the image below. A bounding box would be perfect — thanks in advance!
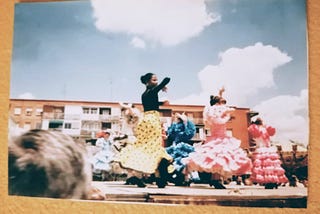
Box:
[95,138,104,148]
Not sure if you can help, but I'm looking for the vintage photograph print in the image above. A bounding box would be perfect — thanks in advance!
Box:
[8,0,308,208]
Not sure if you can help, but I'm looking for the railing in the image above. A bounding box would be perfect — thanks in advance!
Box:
[191,118,204,124]
[42,112,64,119]
[64,114,81,120]
[99,115,121,121]
[48,127,63,131]
[80,129,97,136]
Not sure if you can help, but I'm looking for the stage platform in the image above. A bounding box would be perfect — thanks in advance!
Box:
[91,181,307,208]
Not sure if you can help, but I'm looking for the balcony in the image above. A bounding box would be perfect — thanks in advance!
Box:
[99,115,121,122]
[64,114,81,120]
[80,129,98,139]
[42,112,64,119]
[191,118,203,124]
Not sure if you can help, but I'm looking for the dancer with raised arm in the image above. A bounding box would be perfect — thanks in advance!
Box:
[118,73,173,188]
[183,88,252,189]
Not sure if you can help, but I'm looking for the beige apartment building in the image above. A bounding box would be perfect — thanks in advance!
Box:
[9,99,257,149]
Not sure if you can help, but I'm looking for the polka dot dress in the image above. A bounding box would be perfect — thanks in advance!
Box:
[119,111,173,174]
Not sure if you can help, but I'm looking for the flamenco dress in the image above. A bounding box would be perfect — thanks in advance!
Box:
[90,138,115,174]
[248,124,288,186]
[118,111,173,174]
[166,120,196,173]
[182,105,252,178]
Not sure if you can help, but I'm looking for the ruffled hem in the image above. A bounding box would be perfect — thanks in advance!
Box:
[182,137,252,177]
[250,147,288,184]
[119,144,172,174]
[251,174,288,184]
[117,110,174,174]
[90,150,114,172]
[166,142,195,172]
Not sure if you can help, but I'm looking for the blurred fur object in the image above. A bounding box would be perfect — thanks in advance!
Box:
[8,129,103,200]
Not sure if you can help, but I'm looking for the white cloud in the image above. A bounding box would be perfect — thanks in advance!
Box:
[251,89,308,146]
[172,42,292,106]
[198,42,292,106]
[17,92,36,99]
[172,43,307,145]
[130,36,146,49]
[90,0,220,46]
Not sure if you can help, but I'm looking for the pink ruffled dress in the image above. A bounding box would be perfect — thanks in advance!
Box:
[182,105,252,178]
[248,124,288,184]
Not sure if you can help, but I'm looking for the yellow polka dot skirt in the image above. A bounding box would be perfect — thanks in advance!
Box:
[119,111,173,174]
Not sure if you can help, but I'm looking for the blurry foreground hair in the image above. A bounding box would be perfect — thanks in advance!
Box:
[8,129,92,199]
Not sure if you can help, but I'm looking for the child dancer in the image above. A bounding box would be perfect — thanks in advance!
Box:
[165,113,196,186]
[90,130,115,181]
[248,118,288,189]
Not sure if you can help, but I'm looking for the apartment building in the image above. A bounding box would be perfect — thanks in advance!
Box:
[9,99,256,149]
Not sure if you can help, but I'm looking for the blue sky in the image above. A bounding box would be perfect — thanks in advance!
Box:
[10,0,308,145]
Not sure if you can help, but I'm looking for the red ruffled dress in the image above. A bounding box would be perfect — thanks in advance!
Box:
[182,105,252,178]
[248,124,288,184]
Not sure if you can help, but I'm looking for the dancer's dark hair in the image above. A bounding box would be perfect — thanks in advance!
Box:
[140,73,154,84]
[210,95,220,106]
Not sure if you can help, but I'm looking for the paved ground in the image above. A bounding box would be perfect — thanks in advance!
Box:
[91,181,307,208]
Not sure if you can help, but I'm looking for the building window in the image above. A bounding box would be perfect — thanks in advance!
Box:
[25,108,33,116]
[65,123,72,129]
[53,107,64,119]
[65,122,80,129]
[35,108,43,116]
[14,107,21,115]
[49,121,63,129]
[101,122,112,129]
[91,108,98,114]
[100,108,111,115]
[83,108,90,114]
[83,122,100,130]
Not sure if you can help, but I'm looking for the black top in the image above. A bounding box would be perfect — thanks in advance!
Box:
[141,77,170,112]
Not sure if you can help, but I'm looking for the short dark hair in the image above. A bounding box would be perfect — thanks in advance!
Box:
[140,73,154,84]
[254,118,263,125]
[210,95,220,106]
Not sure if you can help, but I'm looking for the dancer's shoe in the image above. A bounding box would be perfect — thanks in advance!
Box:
[209,180,226,189]
[264,183,274,189]
[125,176,146,188]
[155,177,167,188]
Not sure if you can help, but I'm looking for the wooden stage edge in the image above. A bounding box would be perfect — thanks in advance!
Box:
[91,181,307,208]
